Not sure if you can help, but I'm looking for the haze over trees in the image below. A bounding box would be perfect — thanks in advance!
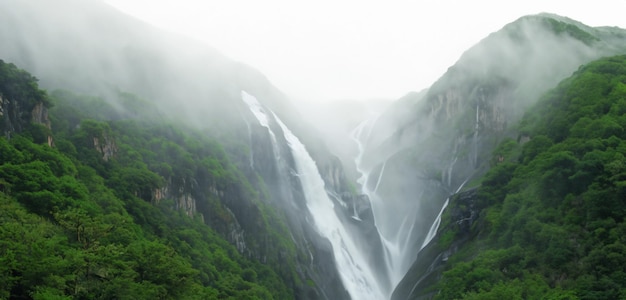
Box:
[431,55,626,300]
[1,2,626,300]
[0,60,300,299]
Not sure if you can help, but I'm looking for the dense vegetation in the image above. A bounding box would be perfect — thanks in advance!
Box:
[0,60,297,299]
[435,55,626,299]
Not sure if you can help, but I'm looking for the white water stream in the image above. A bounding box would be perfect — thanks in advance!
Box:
[351,114,470,298]
[242,91,384,300]
[351,117,410,294]
[243,90,472,299]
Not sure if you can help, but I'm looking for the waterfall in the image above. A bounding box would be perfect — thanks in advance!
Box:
[351,113,468,297]
[419,103,480,251]
[420,199,449,250]
[420,101,480,251]
[373,162,386,193]
[242,91,384,300]
[472,101,480,167]
[352,199,362,221]
[352,117,376,189]
[244,90,472,299]
[242,90,283,165]
[241,91,276,141]
[351,117,406,295]
[242,115,254,168]
[274,114,384,300]
[420,176,471,250]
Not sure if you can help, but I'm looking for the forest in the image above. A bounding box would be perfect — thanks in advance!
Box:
[0,60,297,299]
[434,55,626,299]
[2,43,626,300]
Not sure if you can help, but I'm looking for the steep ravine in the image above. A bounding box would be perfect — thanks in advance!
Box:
[391,189,480,300]
[347,14,626,299]
[242,91,393,299]
[0,1,359,297]
[5,3,626,298]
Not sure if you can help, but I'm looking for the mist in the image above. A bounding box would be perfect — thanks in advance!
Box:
[0,1,371,298]
[0,0,301,135]
[353,13,626,297]
[2,1,626,299]
[105,0,626,103]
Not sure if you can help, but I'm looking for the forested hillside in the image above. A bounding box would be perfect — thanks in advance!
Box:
[4,8,626,299]
[431,55,626,299]
[0,60,300,299]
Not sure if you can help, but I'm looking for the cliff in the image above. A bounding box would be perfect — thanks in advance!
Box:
[0,61,51,139]
[398,54,626,299]
[0,0,354,297]
[383,17,626,298]
[391,189,480,300]
[350,14,626,297]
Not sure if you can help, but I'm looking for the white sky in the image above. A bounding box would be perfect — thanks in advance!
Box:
[104,0,626,102]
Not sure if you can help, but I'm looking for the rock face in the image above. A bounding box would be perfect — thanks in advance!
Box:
[151,179,220,220]
[92,134,117,161]
[31,102,53,146]
[391,189,480,300]
[0,84,51,141]
[0,2,355,297]
[30,102,51,129]
[0,59,53,144]
[354,14,626,297]
[240,105,352,299]
[0,94,19,137]
[0,1,356,298]
[318,156,349,193]
[166,188,197,217]
[1,93,27,137]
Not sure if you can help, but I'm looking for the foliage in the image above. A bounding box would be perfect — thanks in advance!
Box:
[0,59,50,109]
[540,17,599,45]
[0,62,298,299]
[435,55,626,299]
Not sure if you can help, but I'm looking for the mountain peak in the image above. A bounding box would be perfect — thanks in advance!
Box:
[508,13,599,45]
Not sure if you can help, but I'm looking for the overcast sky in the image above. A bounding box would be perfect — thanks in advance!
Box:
[104,0,626,102]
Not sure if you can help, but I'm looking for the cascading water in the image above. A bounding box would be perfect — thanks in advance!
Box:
[351,117,412,293]
[420,177,469,250]
[242,115,255,168]
[245,90,475,299]
[420,199,449,250]
[241,91,384,300]
[241,91,277,142]
[351,113,473,298]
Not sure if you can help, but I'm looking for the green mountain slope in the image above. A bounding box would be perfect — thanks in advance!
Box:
[0,60,300,299]
[359,15,626,296]
[0,1,359,297]
[410,55,626,299]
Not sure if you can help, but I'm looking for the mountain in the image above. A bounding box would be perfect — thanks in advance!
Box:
[3,2,626,299]
[0,59,295,299]
[0,0,360,299]
[362,15,626,299]
[0,0,289,128]
[396,54,626,299]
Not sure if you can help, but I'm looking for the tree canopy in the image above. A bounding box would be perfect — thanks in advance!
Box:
[0,60,299,299]
[434,55,626,299]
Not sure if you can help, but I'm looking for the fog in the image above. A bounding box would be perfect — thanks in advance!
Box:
[0,0,307,135]
[2,1,626,299]
[105,0,626,103]
[353,14,626,296]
